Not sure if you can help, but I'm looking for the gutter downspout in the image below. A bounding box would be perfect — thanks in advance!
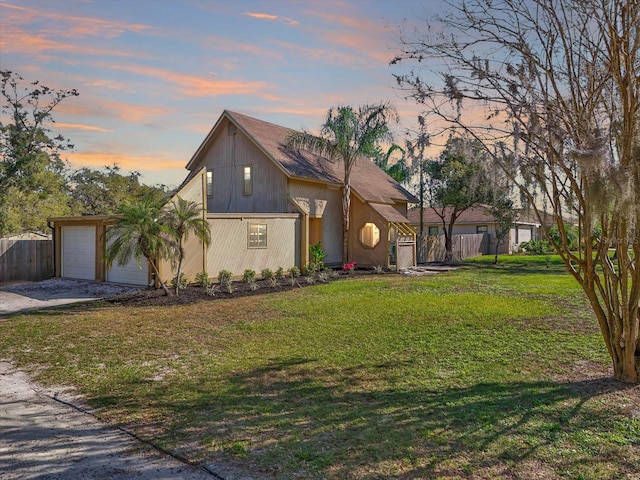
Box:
[47,219,56,278]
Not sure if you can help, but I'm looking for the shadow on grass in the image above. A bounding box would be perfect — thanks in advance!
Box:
[94,359,640,479]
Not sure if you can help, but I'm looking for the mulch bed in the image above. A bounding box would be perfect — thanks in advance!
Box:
[107,270,374,307]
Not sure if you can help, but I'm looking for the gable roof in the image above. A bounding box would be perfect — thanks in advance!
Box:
[186,110,417,206]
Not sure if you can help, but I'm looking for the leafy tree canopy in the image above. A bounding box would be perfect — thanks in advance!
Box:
[69,164,170,216]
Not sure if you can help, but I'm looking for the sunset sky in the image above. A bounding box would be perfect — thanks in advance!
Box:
[0,0,437,187]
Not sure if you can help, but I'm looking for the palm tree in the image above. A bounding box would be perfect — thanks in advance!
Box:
[286,103,398,263]
[163,197,211,296]
[105,196,175,296]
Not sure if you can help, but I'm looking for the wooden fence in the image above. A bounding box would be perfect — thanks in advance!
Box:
[418,233,489,263]
[0,239,53,283]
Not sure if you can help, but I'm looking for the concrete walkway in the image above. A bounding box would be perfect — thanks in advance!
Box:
[0,362,215,479]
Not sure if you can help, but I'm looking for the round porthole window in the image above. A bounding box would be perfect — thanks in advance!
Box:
[359,222,380,248]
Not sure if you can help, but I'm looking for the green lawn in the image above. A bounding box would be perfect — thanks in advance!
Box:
[1,255,639,479]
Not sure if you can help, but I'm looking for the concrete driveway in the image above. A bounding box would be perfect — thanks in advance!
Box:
[0,279,140,316]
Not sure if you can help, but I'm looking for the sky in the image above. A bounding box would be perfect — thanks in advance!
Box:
[0,0,437,188]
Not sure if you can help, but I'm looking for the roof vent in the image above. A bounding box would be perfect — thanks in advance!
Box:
[228,123,237,136]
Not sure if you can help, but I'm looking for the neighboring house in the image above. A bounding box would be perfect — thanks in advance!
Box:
[49,110,417,285]
[407,205,541,256]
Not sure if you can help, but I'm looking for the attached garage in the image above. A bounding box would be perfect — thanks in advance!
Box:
[50,216,153,286]
[106,247,150,286]
[61,225,96,280]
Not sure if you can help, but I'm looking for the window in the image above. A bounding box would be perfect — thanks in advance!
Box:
[243,165,253,196]
[428,226,439,236]
[359,222,380,248]
[248,223,267,248]
[476,225,488,233]
[206,171,213,196]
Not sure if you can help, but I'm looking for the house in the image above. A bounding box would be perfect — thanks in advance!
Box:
[49,110,417,285]
[407,205,541,257]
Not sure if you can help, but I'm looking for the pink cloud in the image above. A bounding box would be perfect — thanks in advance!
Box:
[246,11,299,26]
[53,122,113,133]
[0,2,154,39]
[66,151,185,172]
[0,25,145,59]
[104,63,273,99]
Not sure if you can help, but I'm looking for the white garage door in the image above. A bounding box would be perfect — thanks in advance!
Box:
[62,226,96,280]
[106,255,149,286]
[517,226,532,244]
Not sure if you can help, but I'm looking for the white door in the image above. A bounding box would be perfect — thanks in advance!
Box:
[62,226,96,280]
[106,255,149,286]
[517,226,532,244]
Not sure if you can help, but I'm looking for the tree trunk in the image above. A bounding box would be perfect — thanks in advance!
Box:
[342,170,351,265]
[444,219,455,264]
[444,233,453,263]
[147,255,172,296]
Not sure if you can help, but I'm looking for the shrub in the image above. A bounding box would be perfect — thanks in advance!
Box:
[195,271,211,288]
[242,269,256,283]
[317,270,330,283]
[287,266,300,278]
[261,268,274,280]
[520,239,552,255]
[218,270,233,285]
[249,281,259,291]
[275,267,285,280]
[342,261,357,273]
[305,275,316,285]
[206,284,219,296]
[373,265,385,274]
[170,273,189,290]
[308,241,327,272]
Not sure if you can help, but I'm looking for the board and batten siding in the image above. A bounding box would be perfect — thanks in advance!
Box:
[198,118,288,213]
[206,214,300,278]
[288,179,342,265]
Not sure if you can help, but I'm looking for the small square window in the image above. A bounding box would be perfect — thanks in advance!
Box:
[243,165,253,196]
[206,171,213,197]
[476,225,488,233]
[248,223,267,248]
[428,226,439,236]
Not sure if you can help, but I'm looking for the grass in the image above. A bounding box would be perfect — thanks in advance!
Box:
[1,254,639,479]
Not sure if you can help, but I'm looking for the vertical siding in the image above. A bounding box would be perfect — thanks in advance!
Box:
[206,214,300,278]
[288,180,342,265]
[195,118,288,213]
[349,197,389,268]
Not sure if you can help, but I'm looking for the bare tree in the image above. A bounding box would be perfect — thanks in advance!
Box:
[392,0,640,382]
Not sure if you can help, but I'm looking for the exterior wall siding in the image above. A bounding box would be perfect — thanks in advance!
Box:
[288,179,342,265]
[199,118,288,213]
[206,214,300,278]
[159,171,207,283]
[349,197,390,268]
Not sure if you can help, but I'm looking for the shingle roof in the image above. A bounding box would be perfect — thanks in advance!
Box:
[187,110,417,206]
